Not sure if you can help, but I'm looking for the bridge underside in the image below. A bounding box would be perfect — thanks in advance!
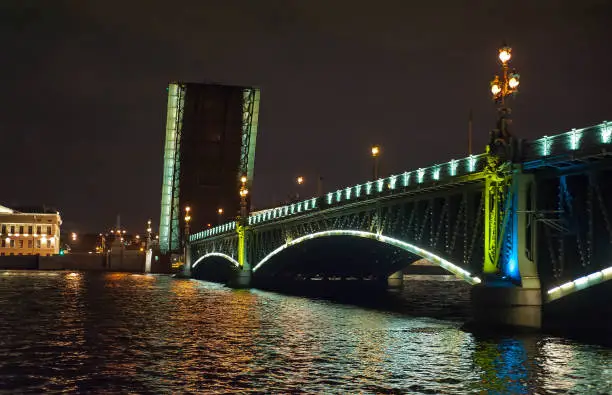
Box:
[252,235,422,280]
[191,255,238,283]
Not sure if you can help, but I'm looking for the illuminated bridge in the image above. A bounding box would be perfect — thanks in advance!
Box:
[187,121,612,328]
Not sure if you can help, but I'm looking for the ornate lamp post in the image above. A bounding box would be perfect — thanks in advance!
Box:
[217,207,224,225]
[235,174,251,275]
[146,219,152,249]
[371,145,381,180]
[183,206,191,265]
[489,45,520,150]
[295,176,304,200]
[239,175,249,220]
[483,44,522,276]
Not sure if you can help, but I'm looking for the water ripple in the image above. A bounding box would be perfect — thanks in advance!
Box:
[0,271,610,394]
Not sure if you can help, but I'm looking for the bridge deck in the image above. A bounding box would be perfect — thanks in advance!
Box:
[191,120,611,242]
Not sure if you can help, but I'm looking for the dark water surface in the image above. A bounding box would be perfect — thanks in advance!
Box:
[0,271,610,394]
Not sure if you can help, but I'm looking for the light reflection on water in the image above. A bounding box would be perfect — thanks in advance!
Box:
[0,271,609,394]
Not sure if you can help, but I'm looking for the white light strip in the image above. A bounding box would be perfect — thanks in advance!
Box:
[251,229,481,285]
[547,265,612,302]
[192,252,240,269]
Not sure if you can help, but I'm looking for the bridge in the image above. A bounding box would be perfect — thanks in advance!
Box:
[186,121,612,328]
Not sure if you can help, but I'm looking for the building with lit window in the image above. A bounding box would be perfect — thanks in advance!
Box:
[0,204,62,256]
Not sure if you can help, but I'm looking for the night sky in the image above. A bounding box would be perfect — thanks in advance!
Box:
[1,1,611,234]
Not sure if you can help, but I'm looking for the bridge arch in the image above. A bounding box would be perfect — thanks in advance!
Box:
[251,229,482,285]
[192,252,240,270]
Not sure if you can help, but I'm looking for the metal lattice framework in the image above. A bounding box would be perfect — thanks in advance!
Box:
[189,120,612,299]
[192,233,239,264]
[239,88,260,187]
[193,182,487,283]
[159,83,186,253]
[538,169,612,282]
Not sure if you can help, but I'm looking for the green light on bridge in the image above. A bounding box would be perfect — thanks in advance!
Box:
[388,176,397,189]
[540,136,551,156]
[569,128,582,150]
[402,172,411,187]
[468,155,477,172]
[432,167,440,181]
[417,168,425,184]
[449,160,458,176]
[602,121,611,144]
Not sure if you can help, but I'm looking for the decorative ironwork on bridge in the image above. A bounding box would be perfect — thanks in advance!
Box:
[189,120,612,301]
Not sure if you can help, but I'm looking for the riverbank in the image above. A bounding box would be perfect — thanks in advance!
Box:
[0,253,171,273]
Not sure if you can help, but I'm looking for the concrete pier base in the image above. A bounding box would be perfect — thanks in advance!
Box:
[387,271,404,289]
[228,270,252,289]
[471,286,542,329]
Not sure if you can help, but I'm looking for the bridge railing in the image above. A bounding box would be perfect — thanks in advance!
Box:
[523,121,610,166]
[323,153,487,206]
[191,153,488,242]
[190,221,236,242]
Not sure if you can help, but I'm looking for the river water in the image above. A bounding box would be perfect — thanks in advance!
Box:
[0,271,610,394]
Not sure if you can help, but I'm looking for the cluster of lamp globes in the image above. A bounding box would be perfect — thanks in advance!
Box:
[184,206,191,223]
[239,175,249,198]
[490,46,520,101]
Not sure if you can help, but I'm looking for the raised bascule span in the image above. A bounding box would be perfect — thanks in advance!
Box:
[186,120,612,328]
[158,82,260,255]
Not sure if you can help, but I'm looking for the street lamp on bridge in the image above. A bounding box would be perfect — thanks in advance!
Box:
[239,176,249,219]
[371,145,381,180]
[146,219,152,249]
[489,45,520,151]
[295,176,304,200]
[184,206,191,263]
